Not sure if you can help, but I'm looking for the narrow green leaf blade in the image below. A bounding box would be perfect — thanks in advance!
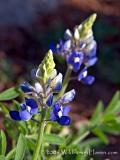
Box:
[6,148,16,160]
[92,128,109,144]
[44,134,66,145]
[0,130,7,155]
[79,138,103,148]
[91,101,104,125]
[15,134,26,160]
[0,87,20,101]
[101,122,120,135]
[0,103,9,114]
[104,91,120,115]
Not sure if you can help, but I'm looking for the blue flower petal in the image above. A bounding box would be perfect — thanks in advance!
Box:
[46,94,53,107]
[60,89,75,104]
[85,40,97,56]
[85,57,97,67]
[20,82,32,93]
[58,116,71,126]
[67,52,84,72]
[72,62,81,72]
[50,111,57,121]
[20,104,27,110]
[53,103,61,115]
[54,83,62,92]
[10,111,21,120]
[62,106,70,116]
[52,73,63,92]
[19,110,32,121]
[82,76,95,85]
[56,40,63,54]
[78,68,88,81]
[25,98,38,114]
[10,110,32,121]
[89,42,97,57]
[63,40,71,50]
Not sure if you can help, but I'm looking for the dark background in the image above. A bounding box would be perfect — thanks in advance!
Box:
[0,0,120,159]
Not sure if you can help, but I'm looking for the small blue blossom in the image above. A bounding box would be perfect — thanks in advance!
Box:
[50,103,71,126]
[78,67,95,85]
[84,41,97,67]
[63,40,71,51]
[59,89,76,104]
[82,76,95,85]
[20,81,43,99]
[10,98,38,121]
[50,73,63,92]
[78,68,88,81]
[67,52,84,72]
[50,89,75,126]
[20,82,33,93]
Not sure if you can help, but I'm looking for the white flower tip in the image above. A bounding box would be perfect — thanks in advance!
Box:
[35,82,43,93]
[71,89,76,95]
[65,29,72,37]
[74,28,80,40]
[49,49,53,54]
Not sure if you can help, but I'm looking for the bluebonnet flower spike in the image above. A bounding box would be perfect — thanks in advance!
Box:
[52,14,97,85]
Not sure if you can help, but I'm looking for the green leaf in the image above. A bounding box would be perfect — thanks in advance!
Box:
[26,139,35,151]
[0,103,9,114]
[104,91,120,115]
[105,100,120,117]
[15,134,26,160]
[0,155,6,160]
[90,101,104,125]
[18,122,28,135]
[80,138,103,148]
[0,130,7,156]
[71,131,90,145]
[92,127,109,144]
[44,134,66,145]
[101,122,120,135]
[6,148,16,160]
[0,87,20,101]
[102,114,115,122]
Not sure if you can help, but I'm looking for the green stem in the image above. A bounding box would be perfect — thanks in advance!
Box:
[32,121,45,160]
[57,66,72,99]
[45,123,52,134]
